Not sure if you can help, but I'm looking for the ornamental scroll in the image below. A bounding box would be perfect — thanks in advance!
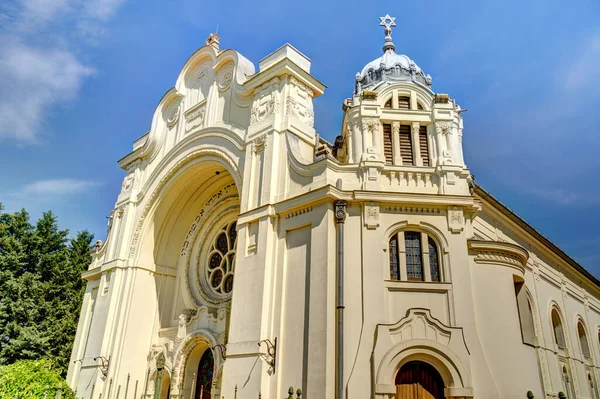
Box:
[180,183,237,257]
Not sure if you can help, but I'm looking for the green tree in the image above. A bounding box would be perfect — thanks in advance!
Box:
[0,359,75,399]
[0,204,93,376]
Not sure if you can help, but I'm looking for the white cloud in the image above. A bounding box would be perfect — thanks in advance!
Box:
[0,0,126,145]
[0,39,95,144]
[564,34,600,91]
[14,178,101,197]
[85,0,126,20]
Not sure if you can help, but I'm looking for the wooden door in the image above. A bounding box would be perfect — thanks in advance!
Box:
[395,361,444,399]
[396,383,436,399]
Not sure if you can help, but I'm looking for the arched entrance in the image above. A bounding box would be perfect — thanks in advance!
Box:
[194,349,214,399]
[396,361,445,399]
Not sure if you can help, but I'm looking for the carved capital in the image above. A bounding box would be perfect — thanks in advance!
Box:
[362,118,380,134]
[334,200,347,224]
[435,121,453,135]
[411,121,420,135]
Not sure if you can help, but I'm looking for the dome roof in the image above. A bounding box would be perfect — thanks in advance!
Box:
[355,15,432,92]
[359,50,423,79]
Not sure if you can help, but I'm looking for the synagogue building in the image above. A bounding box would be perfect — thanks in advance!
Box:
[67,16,600,399]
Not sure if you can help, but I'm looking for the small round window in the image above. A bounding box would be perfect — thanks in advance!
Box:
[206,221,237,295]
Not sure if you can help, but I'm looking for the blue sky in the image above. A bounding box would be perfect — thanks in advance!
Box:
[0,0,599,274]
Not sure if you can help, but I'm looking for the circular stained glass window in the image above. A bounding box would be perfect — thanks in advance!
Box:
[205,221,237,295]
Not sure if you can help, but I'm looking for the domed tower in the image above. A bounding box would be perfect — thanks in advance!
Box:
[338,15,470,196]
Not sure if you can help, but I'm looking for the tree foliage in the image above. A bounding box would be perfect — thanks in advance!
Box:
[0,359,75,399]
[0,204,93,377]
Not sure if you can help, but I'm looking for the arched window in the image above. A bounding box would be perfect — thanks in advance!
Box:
[384,98,393,108]
[195,349,214,399]
[417,102,424,110]
[513,280,535,345]
[578,322,591,358]
[552,309,566,349]
[388,231,443,283]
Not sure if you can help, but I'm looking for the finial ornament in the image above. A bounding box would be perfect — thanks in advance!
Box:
[379,14,396,53]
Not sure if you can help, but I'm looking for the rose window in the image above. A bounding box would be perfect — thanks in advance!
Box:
[206,221,237,295]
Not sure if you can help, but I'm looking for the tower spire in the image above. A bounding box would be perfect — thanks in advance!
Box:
[379,14,396,53]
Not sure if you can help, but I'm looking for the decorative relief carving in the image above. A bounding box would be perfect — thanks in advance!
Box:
[121,174,134,193]
[184,102,206,132]
[218,67,234,90]
[285,76,314,126]
[447,206,464,233]
[285,206,313,219]
[364,201,380,229]
[180,183,237,257]
[251,78,281,124]
[252,135,267,154]
[165,101,180,128]
[334,201,347,223]
[197,67,211,82]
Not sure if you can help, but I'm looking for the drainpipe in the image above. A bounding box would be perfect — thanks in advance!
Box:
[334,200,347,399]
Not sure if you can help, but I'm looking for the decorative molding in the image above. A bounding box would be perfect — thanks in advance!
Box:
[468,239,529,272]
[364,201,380,229]
[382,205,441,215]
[284,206,313,219]
[252,135,267,154]
[447,206,464,233]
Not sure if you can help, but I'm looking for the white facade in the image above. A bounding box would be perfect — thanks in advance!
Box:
[67,21,600,399]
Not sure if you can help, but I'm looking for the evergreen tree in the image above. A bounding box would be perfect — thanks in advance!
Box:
[0,204,93,376]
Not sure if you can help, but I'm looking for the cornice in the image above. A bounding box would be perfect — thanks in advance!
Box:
[243,59,326,97]
[468,239,529,273]
[474,184,600,292]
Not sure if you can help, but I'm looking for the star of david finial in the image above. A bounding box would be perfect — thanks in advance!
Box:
[379,14,397,53]
[379,14,396,29]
